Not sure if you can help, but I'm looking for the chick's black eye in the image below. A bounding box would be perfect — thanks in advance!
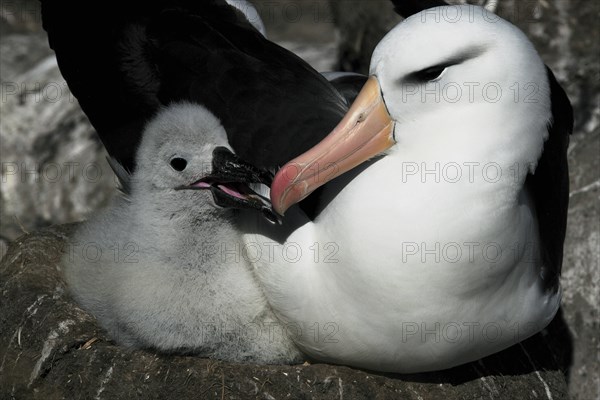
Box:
[410,66,447,83]
[170,157,188,172]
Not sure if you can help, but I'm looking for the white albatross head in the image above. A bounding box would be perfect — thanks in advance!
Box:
[271,5,552,215]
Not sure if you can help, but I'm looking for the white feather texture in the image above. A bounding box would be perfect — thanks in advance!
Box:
[244,5,560,372]
[63,103,301,363]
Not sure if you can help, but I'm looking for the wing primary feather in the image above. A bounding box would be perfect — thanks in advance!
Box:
[107,156,132,197]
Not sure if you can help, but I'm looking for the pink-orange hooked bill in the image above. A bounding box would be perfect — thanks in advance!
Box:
[271,76,396,215]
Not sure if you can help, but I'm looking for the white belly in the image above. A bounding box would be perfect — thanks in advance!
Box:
[243,157,560,372]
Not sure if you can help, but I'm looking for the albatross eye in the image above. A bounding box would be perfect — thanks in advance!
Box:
[170,157,188,172]
[410,66,448,83]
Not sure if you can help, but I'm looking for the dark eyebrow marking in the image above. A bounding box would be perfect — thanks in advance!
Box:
[401,45,487,84]
[441,45,488,66]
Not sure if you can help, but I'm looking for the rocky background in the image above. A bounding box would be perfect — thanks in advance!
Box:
[0,0,598,399]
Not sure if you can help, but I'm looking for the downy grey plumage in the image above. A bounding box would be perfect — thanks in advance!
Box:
[63,103,302,363]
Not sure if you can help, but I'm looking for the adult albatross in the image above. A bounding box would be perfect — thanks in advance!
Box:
[259,3,572,373]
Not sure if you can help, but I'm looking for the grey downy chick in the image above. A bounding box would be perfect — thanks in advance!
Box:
[63,103,302,363]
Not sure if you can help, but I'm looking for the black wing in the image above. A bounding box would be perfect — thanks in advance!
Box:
[41,1,161,171]
[321,72,369,106]
[389,0,449,18]
[41,0,348,171]
[526,67,572,292]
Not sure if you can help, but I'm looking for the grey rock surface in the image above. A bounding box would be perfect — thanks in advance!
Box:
[1,225,570,400]
[253,0,340,72]
[0,33,118,241]
[0,33,51,83]
[329,0,401,74]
